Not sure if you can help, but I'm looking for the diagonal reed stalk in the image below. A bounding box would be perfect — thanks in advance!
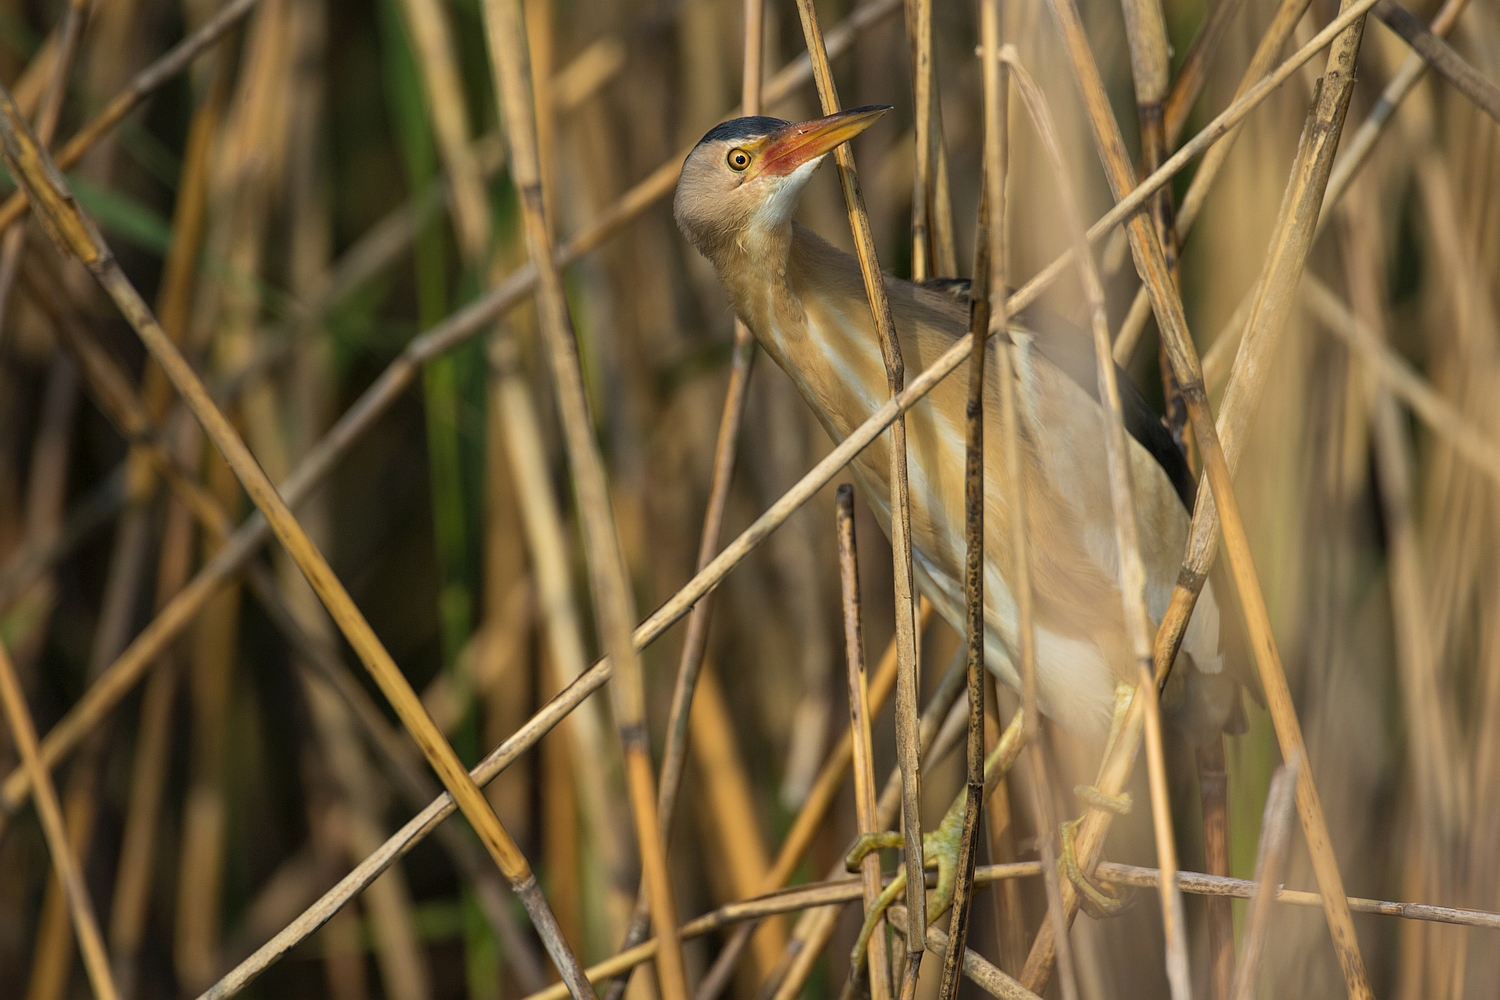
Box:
[0,73,595,1000]
[0,638,120,1000]
[1230,756,1300,1000]
[789,6,926,994]
[0,0,1374,846]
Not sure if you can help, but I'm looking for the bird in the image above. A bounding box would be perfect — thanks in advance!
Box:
[674,106,1243,956]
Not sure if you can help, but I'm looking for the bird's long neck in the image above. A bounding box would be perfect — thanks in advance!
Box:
[713,222,892,448]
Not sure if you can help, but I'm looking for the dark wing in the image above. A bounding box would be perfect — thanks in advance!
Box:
[918,277,1196,510]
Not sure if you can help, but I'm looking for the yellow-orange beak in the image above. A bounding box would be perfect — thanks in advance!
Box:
[754,105,890,178]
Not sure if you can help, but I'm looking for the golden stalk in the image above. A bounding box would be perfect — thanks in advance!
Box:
[1022,0,1375,993]
[1003,53,1191,999]
[0,69,589,1000]
[0,639,119,1000]
[479,2,680,997]
[790,5,926,991]
[837,485,893,1000]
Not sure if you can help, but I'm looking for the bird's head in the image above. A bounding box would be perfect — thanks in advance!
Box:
[674,106,889,265]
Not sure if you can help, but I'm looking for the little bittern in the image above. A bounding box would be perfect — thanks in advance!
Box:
[675,108,1243,953]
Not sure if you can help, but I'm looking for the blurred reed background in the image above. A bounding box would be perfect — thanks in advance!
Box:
[0,0,1497,997]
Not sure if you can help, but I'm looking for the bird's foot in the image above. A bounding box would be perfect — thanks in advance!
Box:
[845,712,1028,976]
[1058,813,1134,919]
[843,816,961,975]
[1073,782,1133,815]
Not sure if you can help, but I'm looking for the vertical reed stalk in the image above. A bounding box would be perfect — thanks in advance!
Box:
[1028,0,1374,994]
[479,3,680,998]
[837,484,893,1000]
[1003,55,1191,1000]
[789,7,925,992]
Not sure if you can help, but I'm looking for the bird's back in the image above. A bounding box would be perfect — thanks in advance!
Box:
[740,225,1230,742]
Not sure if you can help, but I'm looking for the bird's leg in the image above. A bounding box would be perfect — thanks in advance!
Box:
[1059,682,1136,918]
[844,710,1027,974]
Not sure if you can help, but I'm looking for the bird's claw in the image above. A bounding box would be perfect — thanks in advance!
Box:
[1074,783,1133,815]
[845,831,906,873]
[1058,817,1133,918]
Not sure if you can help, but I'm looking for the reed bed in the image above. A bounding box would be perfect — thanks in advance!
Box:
[0,0,1497,997]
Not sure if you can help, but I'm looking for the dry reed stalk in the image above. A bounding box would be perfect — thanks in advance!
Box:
[0,0,264,241]
[1117,0,1189,456]
[0,66,597,1000]
[1024,0,1374,992]
[789,7,926,992]
[686,662,785,970]
[1371,0,1500,124]
[392,0,489,262]
[1346,190,1466,842]
[0,638,119,1000]
[488,332,633,936]
[105,56,227,996]
[836,484,893,1000]
[693,604,928,1000]
[936,19,998,991]
[0,0,86,338]
[980,679,1026,974]
[1003,53,1191,999]
[480,3,677,997]
[519,849,1500,1000]
[1111,0,1314,365]
[0,0,904,830]
[906,0,953,279]
[889,906,1038,1000]
[607,0,768,986]
[1163,0,1251,145]
[1230,757,1299,1000]
[23,523,149,1000]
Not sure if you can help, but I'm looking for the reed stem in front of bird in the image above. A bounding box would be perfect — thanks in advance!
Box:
[838,485,893,1000]
[1036,0,1374,993]
[790,4,926,992]
[1003,52,1191,1000]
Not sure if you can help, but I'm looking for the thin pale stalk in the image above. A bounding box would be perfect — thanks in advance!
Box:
[837,485,893,1000]
[0,0,87,342]
[1230,758,1300,1000]
[606,0,767,984]
[0,639,119,1000]
[479,2,673,997]
[1022,0,1374,993]
[1163,0,1251,146]
[0,71,584,996]
[790,6,925,988]
[1004,56,1190,1000]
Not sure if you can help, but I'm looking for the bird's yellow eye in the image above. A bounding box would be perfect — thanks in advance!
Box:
[727,148,752,171]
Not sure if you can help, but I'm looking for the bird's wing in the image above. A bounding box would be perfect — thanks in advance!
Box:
[916,277,1196,510]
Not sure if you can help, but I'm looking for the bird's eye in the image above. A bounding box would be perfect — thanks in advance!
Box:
[727,148,752,171]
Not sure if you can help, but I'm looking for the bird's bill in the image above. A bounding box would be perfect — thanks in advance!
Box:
[755,105,890,177]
